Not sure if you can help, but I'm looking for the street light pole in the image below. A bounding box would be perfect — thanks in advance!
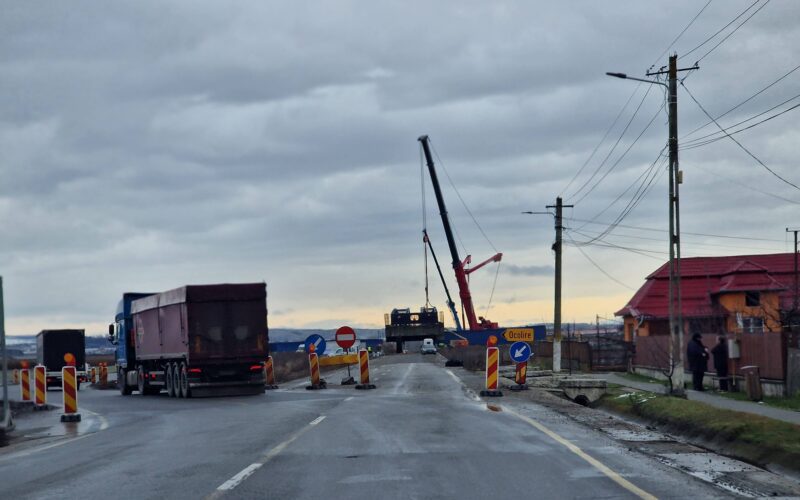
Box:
[1,276,11,431]
[607,55,696,395]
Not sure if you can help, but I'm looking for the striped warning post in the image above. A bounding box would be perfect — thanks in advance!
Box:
[99,363,108,385]
[264,356,277,389]
[34,365,47,408]
[20,368,31,402]
[480,347,503,397]
[61,366,81,422]
[308,353,321,387]
[90,367,97,384]
[515,361,527,385]
[355,349,376,390]
[12,369,19,385]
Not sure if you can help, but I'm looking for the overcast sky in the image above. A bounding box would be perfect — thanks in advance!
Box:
[2,1,799,335]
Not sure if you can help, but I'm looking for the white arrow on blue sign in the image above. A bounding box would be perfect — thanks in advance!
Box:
[304,334,327,355]
[509,341,532,363]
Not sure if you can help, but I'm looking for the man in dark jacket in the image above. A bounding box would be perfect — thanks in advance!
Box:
[687,333,709,391]
[710,335,729,391]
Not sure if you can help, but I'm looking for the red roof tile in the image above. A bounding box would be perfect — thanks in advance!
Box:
[617,253,796,319]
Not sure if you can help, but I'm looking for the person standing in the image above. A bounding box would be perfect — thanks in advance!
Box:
[687,333,709,391]
[711,336,729,392]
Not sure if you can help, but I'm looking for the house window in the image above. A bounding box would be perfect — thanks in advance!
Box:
[742,317,764,333]
[745,291,760,307]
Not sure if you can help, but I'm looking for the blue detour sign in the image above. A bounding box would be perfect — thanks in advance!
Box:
[304,334,327,355]
[509,341,532,363]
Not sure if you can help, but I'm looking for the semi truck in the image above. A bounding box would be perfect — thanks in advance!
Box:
[36,329,87,389]
[109,283,269,398]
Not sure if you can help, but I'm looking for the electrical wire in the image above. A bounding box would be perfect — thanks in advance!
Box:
[568,84,656,202]
[692,163,800,205]
[681,81,800,191]
[565,233,637,290]
[681,96,800,150]
[565,217,785,242]
[682,0,762,59]
[573,226,787,253]
[695,0,771,63]
[681,62,800,140]
[649,0,714,70]
[573,97,665,206]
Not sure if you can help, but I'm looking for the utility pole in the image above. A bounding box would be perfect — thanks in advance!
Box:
[546,197,573,373]
[787,228,799,324]
[609,54,697,395]
[1,276,11,432]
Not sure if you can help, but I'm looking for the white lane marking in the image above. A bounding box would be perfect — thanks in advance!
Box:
[502,405,657,500]
[217,463,262,491]
[82,408,110,431]
[445,369,481,402]
[209,415,323,498]
[0,433,94,462]
[392,363,414,394]
[345,396,354,402]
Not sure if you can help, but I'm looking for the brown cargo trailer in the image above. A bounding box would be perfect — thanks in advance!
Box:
[118,283,268,397]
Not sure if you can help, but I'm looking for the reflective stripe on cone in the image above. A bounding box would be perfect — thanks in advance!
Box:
[485,347,499,390]
[358,349,369,385]
[309,353,320,386]
[21,369,31,401]
[34,365,46,406]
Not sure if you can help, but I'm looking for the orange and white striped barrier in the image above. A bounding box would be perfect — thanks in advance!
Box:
[20,368,31,402]
[99,363,108,385]
[61,366,81,422]
[90,367,97,384]
[305,352,326,390]
[264,356,278,389]
[34,365,47,409]
[480,346,503,397]
[355,349,376,390]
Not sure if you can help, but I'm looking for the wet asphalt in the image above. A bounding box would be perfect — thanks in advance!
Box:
[0,354,730,499]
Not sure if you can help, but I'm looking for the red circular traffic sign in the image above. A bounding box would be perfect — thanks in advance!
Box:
[335,326,357,349]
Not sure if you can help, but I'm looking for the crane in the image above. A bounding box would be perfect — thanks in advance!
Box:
[418,135,502,331]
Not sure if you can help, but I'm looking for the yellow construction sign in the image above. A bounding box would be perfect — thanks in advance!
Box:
[502,328,534,342]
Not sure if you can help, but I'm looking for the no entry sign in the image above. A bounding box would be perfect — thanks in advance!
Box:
[335,326,356,349]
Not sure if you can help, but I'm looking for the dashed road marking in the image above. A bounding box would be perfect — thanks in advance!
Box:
[208,415,325,498]
[345,396,354,402]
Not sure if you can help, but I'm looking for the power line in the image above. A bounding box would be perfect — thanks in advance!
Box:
[681,96,800,150]
[573,98,665,206]
[564,217,785,242]
[574,226,787,252]
[681,62,800,140]
[693,163,800,205]
[568,84,656,202]
[695,0,771,63]
[681,81,800,192]
[650,0,714,70]
[682,0,762,59]
[565,233,636,290]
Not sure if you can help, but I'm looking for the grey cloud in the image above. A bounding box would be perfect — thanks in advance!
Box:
[504,264,554,277]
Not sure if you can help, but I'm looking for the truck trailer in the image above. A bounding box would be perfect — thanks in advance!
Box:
[36,329,87,389]
[109,283,269,398]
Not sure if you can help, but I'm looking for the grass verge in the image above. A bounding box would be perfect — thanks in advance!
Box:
[713,390,800,412]
[617,372,666,386]
[598,386,800,472]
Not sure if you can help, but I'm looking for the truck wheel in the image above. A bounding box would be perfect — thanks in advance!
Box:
[179,362,190,398]
[172,363,182,398]
[165,364,175,397]
[119,369,132,396]
[137,366,146,395]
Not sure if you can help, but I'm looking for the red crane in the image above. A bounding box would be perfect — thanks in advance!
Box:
[418,135,502,331]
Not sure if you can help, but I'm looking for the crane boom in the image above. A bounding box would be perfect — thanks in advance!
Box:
[419,135,493,331]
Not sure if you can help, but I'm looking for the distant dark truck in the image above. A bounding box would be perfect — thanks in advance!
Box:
[110,283,269,398]
[36,329,87,389]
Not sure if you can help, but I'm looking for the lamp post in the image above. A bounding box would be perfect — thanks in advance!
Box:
[607,55,694,395]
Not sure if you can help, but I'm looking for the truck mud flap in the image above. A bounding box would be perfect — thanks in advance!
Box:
[189,385,265,398]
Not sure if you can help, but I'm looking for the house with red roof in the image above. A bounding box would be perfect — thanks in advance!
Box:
[616,253,797,391]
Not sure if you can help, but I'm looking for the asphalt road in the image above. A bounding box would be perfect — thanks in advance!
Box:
[0,355,729,499]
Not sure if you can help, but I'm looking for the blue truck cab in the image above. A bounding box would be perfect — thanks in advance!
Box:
[108,293,153,382]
